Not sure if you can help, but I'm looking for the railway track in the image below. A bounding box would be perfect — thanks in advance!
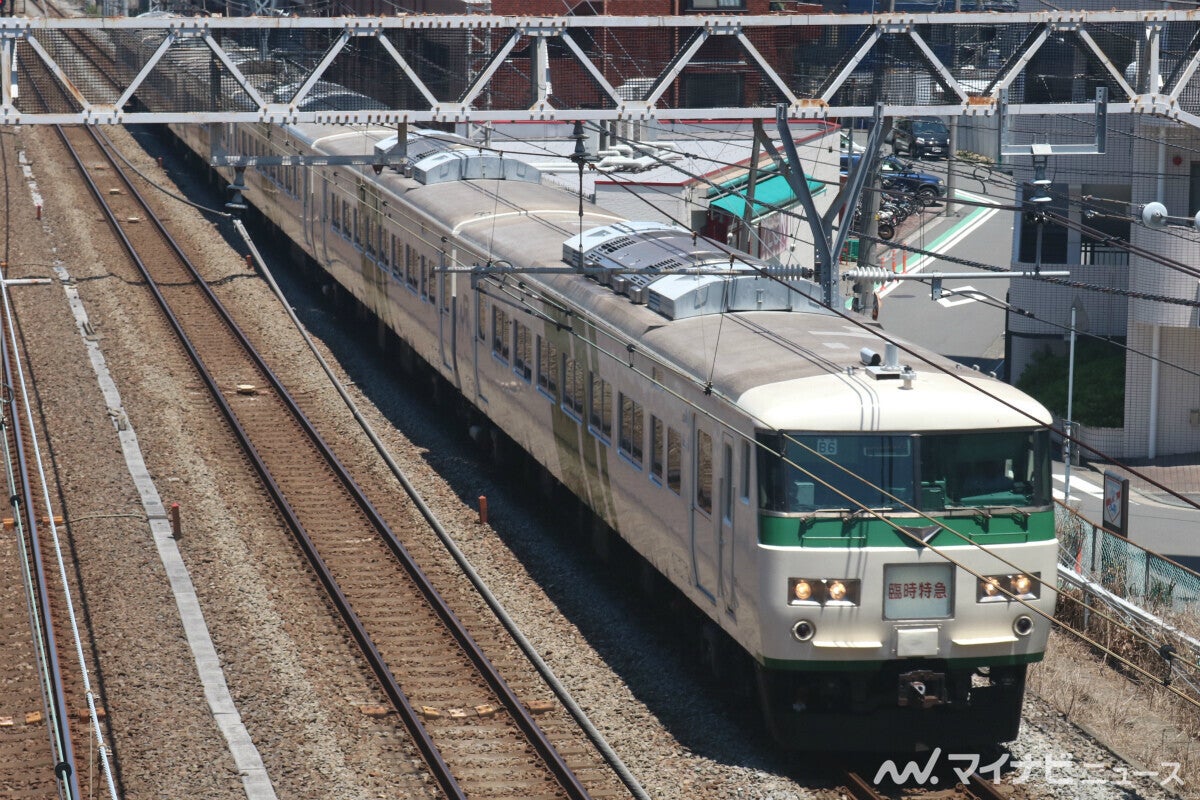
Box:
[0,293,82,800]
[844,768,1012,800]
[17,13,632,799]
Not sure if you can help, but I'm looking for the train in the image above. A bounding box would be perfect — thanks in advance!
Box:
[122,30,1059,752]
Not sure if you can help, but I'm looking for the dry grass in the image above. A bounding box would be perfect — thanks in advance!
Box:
[1029,628,1199,796]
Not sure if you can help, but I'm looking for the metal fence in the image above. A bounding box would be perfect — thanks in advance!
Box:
[1057,505,1200,614]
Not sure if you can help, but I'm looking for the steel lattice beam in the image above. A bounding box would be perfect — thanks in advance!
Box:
[0,11,1198,127]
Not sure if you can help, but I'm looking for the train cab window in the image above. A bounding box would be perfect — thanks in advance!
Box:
[589,373,613,442]
[696,430,713,515]
[562,355,584,419]
[667,427,682,495]
[536,337,559,400]
[492,307,510,363]
[920,430,1051,509]
[514,322,532,382]
[618,394,644,467]
[754,430,1050,513]
[650,416,664,484]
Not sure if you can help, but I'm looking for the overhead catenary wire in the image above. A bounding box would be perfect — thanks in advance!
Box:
[424,131,1200,671]
[199,110,1200,714]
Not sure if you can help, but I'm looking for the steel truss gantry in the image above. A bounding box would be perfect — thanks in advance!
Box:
[3,10,1200,128]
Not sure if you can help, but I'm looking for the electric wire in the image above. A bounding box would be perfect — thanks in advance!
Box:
[402,138,1200,694]
[219,112,1200,702]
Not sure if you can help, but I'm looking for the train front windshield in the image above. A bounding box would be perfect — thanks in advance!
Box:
[757,430,1052,513]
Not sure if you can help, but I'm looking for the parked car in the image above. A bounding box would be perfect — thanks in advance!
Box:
[839,153,946,205]
[890,116,950,159]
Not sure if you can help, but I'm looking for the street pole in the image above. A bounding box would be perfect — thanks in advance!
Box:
[946,0,961,217]
[1064,304,1077,504]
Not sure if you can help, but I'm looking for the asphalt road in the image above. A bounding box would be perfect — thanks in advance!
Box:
[873,160,1018,376]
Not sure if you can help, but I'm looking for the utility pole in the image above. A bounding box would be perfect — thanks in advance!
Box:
[766,105,885,311]
[946,0,961,217]
[855,0,893,318]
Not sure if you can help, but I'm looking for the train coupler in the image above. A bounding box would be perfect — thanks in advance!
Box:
[897,669,947,709]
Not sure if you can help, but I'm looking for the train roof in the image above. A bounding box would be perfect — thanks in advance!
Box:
[303,128,1051,434]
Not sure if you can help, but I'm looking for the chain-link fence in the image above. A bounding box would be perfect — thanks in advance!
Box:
[1057,505,1200,614]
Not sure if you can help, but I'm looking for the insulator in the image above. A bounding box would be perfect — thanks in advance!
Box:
[841,267,893,281]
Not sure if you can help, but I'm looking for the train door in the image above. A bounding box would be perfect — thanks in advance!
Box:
[301,154,314,251]
[719,432,736,617]
[690,419,718,603]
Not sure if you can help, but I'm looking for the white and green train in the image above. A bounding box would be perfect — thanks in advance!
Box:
[173,114,1056,750]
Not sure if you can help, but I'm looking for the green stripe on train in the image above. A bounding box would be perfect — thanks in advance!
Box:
[759,510,1055,547]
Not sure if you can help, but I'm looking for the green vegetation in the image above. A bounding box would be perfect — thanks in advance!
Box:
[1016,338,1125,427]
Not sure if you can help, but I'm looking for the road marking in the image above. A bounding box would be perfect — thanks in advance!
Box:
[877,190,1002,298]
[1053,474,1106,500]
[936,285,980,307]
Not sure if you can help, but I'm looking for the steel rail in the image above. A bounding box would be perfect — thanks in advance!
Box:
[52,121,593,800]
[0,273,82,799]
[53,120,470,796]
[24,17,595,796]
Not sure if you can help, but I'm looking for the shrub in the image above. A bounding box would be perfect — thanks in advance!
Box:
[1017,338,1125,427]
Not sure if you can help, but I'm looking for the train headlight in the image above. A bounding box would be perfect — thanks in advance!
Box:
[792,579,814,602]
[788,578,860,606]
[977,573,1040,602]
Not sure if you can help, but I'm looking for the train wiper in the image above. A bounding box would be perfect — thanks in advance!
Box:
[842,506,893,521]
[970,505,1030,526]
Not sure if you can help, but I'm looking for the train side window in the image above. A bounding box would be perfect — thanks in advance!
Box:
[420,255,430,301]
[589,373,612,443]
[365,217,375,257]
[667,427,682,495]
[380,229,390,271]
[514,322,532,382]
[722,442,733,523]
[650,416,664,484]
[562,355,584,419]
[740,440,751,504]
[536,337,558,400]
[353,208,360,246]
[405,245,417,290]
[696,430,713,515]
[331,196,341,231]
[492,307,510,363]
[390,236,400,278]
[341,200,350,241]
[477,294,487,342]
[618,394,643,467]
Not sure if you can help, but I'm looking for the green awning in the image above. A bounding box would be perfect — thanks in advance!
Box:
[709,173,823,220]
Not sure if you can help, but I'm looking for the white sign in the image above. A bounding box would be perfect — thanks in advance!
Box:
[883,563,954,619]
